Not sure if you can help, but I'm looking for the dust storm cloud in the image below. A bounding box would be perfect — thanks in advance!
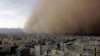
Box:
[24,0,100,36]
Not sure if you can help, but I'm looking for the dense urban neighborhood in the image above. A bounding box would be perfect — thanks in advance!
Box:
[0,34,100,56]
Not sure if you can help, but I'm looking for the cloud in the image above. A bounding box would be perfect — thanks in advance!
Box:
[0,0,36,28]
[0,10,27,28]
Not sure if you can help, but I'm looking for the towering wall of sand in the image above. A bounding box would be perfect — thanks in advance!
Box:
[24,0,100,35]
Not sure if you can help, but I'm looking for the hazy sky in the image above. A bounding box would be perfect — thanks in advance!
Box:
[0,0,38,29]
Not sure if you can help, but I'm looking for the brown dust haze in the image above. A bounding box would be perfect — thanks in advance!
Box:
[24,0,100,36]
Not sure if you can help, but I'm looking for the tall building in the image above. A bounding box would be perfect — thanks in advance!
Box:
[35,45,40,56]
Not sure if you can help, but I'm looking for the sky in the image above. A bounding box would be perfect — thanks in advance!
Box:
[0,0,38,29]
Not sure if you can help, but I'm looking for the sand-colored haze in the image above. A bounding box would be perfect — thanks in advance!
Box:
[24,0,100,35]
